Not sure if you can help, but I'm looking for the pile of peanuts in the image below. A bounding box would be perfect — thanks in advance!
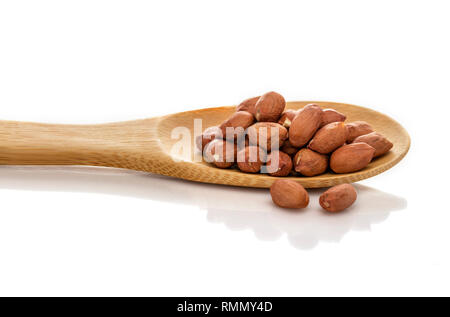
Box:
[196,91,393,212]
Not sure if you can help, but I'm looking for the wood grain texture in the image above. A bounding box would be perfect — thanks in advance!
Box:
[0,101,410,188]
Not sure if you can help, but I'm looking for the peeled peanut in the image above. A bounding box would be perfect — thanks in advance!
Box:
[247,122,288,151]
[330,143,375,173]
[270,180,309,209]
[308,122,348,154]
[278,110,298,128]
[281,139,299,156]
[219,111,254,140]
[254,91,286,122]
[320,184,357,212]
[204,139,236,169]
[353,132,393,158]
[265,151,293,177]
[346,121,374,142]
[196,126,222,151]
[320,108,346,127]
[294,148,328,176]
[236,96,260,116]
[237,146,265,173]
[289,104,323,147]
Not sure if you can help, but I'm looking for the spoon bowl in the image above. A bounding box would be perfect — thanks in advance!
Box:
[0,101,410,188]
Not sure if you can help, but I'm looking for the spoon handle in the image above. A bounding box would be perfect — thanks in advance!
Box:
[0,118,164,170]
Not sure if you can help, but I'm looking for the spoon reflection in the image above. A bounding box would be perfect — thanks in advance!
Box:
[0,166,407,250]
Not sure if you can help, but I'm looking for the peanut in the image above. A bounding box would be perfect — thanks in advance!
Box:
[294,148,328,176]
[255,91,286,122]
[270,180,309,209]
[289,104,323,147]
[237,146,265,173]
[196,126,222,151]
[346,121,374,142]
[330,143,375,173]
[219,111,254,140]
[247,122,288,152]
[204,139,236,169]
[278,109,298,128]
[320,108,346,127]
[352,132,393,157]
[280,139,299,156]
[319,184,357,212]
[236,96,260,116]
[308,122,348,154]
[266,151,293,177]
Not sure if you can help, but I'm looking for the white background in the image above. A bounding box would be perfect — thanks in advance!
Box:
[0,0,449,296]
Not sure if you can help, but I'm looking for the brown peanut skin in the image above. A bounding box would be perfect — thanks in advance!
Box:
[320,109,346,127]
[270,180,309,209]
[278,110,298,128]
[247,122,288,152]
[204,139,236,169]
[320,184,357,212]
[281,139,299,156]
[330,143,375,173]
[289,104,323,147]
[219,111,254,140]
[308,122,348,154]
[237,146,264,173]
[294,148,328,176]
[195,126,222,151]
[353,132,393,158]
[266,151,293,177]
[236,96,260,115]
[346,121,374,142]
[254,91,286,122]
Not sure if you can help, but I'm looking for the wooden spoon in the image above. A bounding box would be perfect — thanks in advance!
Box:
[0,101,410,188]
